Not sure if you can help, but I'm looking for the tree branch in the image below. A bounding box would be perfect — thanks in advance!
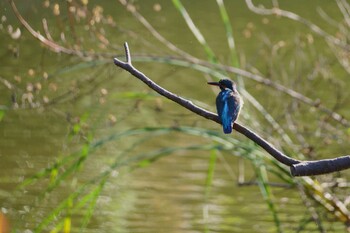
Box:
[290,156,350,176]
[113,42,350,177]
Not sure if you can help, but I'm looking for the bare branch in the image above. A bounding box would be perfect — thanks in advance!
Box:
[113,42,350,176]
[291,156,350,176]
[124,42,131,65]
[244,0,350,50]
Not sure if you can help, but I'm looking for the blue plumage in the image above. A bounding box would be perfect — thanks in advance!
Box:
[208,79,242,134]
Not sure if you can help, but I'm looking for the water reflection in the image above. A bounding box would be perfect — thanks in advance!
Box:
[1,0,350,232]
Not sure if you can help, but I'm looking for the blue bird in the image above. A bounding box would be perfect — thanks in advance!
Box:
[208,79,242,134]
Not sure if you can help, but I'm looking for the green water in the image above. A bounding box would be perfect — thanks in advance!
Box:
[1,0,350,232]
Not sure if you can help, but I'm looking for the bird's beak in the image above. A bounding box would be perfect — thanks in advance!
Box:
[207,81,220,86]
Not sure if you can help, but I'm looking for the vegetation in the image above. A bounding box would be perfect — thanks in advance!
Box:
[1,0,350,232]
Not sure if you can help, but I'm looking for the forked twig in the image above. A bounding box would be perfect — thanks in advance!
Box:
[114,42,350,177]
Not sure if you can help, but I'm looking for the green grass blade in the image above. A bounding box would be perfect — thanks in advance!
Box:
[35,191,79,232]
[255,164,282,233]
[111,92,159,100]
[215,0,295,149]
[49,60,110,79]
[0,107,7,122]
[132,144,221,168]
[79,177,107,230]
[45,143,91,194]
[18,150,82,189]
[216,0,239,68]
[172,0,217,63]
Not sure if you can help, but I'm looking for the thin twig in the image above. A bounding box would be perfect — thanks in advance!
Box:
[124,42,131,65]
[9,0,91,57]
[297,183,325,233]
[9,0,77,55]
[42,18,54,41]
[118,0,196,60]
[113,42,350,177]
[244,0,350,51]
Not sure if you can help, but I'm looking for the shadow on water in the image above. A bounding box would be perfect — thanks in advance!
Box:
[1,0,350,232]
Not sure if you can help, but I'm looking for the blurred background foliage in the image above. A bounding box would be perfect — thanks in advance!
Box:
[1,0,350,232]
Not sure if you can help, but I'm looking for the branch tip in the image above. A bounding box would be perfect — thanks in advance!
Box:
[113,57,119,65]
[124,42,131,64]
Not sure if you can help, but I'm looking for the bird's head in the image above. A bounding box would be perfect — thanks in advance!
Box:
[207,79,236,91]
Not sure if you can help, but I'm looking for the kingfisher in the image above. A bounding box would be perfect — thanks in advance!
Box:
[208,79,242,134]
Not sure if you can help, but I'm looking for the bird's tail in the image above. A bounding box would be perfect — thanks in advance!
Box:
[222,124,232,134]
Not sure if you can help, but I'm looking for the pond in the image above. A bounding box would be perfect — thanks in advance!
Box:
[1,0,350,232]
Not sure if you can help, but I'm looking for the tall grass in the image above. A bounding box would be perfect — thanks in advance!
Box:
[5,0,350,232]
[172,0,285,230]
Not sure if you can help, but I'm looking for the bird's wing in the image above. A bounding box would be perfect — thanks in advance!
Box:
[221,100,233,133]
[216,92,226,118]
[216,90,236,134]
[229,92,241,123]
